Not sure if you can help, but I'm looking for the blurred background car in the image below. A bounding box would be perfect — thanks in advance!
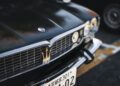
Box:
[74,0,120,32]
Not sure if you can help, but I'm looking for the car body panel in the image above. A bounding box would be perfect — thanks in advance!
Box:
[0,1,101,85]
[0,1,97,53]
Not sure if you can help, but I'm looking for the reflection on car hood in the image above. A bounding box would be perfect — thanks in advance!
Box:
[0,2,97,53]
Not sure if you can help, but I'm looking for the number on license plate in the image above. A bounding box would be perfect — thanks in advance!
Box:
[42,67,76,86]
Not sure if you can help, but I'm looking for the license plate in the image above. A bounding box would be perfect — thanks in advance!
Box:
[42,67,77,86]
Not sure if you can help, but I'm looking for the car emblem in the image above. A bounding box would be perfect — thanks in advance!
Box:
[38,27,46,32]
[41,48,51,64]
[57,0,71,3]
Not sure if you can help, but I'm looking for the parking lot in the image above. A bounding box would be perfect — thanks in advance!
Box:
[77,29,120,86]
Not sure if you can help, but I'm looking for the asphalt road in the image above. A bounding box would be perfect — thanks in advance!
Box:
[77,52,120,86]
[77,29,120,86]
[96,30,120,44]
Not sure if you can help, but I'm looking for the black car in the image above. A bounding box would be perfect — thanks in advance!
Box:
[0,0,101,86]
[75,0,120,32]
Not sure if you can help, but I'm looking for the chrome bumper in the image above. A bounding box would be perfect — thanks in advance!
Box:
[73,38,102,68]
[31,38,102,86]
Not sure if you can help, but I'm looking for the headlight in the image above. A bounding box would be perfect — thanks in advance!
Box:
[91,18,97,27]
[84,21,91,36]
[91,17,99,32]
[79,29,84,36]
[84,18,99,36]
[72,32,79,43]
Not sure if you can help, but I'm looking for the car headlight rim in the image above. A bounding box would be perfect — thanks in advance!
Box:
[84,17,99,36]
[84,21,91,36]
[72,31,79,43]
[91,18,98,27]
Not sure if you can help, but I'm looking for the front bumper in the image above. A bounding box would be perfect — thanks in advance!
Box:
[32,38,102,86]
[73,38,102,68]
[0,38,102,86]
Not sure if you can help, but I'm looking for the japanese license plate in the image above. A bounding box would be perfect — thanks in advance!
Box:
[42,67,77,86]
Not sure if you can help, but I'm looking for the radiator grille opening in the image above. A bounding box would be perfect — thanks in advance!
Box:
[0,32,75,82]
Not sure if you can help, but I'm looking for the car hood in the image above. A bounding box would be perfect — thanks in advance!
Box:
[0,2,97,53]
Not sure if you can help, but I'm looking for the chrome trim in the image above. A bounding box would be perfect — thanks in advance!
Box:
[49,23,85,46]
[88,38,102,53]
[48,18,63,30]
[84,38,102,60]
[0,38,85,83]
[57,0,71,3]
[47,41,82,64]
[0,41,81,83]
[33,38,102,86]
[73,38,102,68]
[0,38,102,83]
[0,23,86,58]
[0,41,49,58]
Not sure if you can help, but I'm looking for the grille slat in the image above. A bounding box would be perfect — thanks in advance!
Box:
[0,33,73,81]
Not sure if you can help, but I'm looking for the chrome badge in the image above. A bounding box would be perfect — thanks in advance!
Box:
[41,48,51,64]
[38,27,46,32]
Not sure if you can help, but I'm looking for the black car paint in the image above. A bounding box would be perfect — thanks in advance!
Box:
[74,0,120,11]
[0,45,83,86]
[0,0,99,85]
[74,0,120,31]
[0,1,98,54]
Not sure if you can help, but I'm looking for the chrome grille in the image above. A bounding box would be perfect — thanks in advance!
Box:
[0,47,43,81]
[51,34,73,59]
[0,33,73,81]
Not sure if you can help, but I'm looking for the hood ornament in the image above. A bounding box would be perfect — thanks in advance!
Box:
[38,27,46,32]
[57,0,71,3]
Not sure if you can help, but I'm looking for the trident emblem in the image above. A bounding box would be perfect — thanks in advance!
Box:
[41,48,51,64]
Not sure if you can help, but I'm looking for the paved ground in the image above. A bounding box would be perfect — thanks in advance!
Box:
[77,29,120,86]
[77,52,120,86]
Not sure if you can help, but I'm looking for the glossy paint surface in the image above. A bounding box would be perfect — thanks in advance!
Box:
[0,1,98,53]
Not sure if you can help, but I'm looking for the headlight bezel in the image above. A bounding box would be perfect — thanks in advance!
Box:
[91,17,98,27]
[83,17,99,36]
[84,21,91,36]
[72,31,79,43]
